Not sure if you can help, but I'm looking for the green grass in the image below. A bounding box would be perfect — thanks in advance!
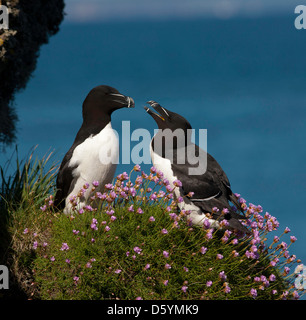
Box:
[0,151,305,300]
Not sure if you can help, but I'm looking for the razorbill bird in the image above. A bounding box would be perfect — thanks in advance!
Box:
[55,85,135,214]
[144,100,249,234]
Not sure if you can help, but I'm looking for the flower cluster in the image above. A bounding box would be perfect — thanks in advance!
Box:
[23,166,305,300]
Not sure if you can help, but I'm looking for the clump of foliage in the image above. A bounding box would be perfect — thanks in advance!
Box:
[1,153,305,300]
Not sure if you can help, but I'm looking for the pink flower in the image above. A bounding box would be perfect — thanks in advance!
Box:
[200,246,207,255]
[134,164,141,172]
[165,263,171,269]
[40,205,47,212]
[163,250,169,258]
[50,256,55,262]
[161,228,168,235]
[181,285,188,293]
[60,243,69,251]
[33,241,38,250]
[166,185,173,193]
[92,180,99,187]
[133,246,142,254]
[250,288,257,299]
[163,280,169,286]
[150,166,157,173]
[105,226,111,232]
[148,216,155,222]
[144,264,150,270]
[173,179,182,187]
[136,208,143,214]
[128,205,134,212]
[115,269,122,274]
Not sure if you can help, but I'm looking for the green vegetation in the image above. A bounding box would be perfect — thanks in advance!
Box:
[0,151,304,300]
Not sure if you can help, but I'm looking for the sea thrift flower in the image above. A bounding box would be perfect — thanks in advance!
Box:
[173,179,182,187]
[163,251,169,258]
[128,205,134,212]
[200,246,207,255]
[136,208,143,214]
[177,196,184,203]
[148,216,155,222]
[269,274,276,282]
[40,205,47,212]
[216,254,224,260]
[115,269,122,274]
[60,243,69,251]
[92,180,99,187]
[129,188,136,197]
[166,185,173,192]
[135,297,142,300]
[150,166,157,173]
[206,229,213,240]
[91,218,98,231]
[163,280,169,286]
[206,281,213,287]
[33,241,38,250]
[161,228,168,235]
[181,285,188,293]
[219,271,227,281]
[105,226,111,232]
[134,164,141,171]
[290,236,297,243]
[50,256,55,262]
[183,267,189,272]
[165,264,171,269]
[84,205,93,212]
[203,219,211,229]
[144,264,150,270]
[250,288,257,299]
[292,291,300,300]
[133,246,142,254]
[23,228,29,234]
[224,284,231,294]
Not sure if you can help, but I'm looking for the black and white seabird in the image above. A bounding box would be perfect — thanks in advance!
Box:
[55,85,135,213]
[144,100,249,234]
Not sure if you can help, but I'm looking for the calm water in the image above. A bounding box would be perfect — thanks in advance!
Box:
[1,16,306,263]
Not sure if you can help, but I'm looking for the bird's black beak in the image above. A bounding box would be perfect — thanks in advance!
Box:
[144,100,170,123]
[109,93,135,108]
[126,96,135,108]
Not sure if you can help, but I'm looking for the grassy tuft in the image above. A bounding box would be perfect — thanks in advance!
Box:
[1,152,305,300]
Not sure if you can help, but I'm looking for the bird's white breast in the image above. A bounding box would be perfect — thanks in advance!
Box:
[64,122,118,213]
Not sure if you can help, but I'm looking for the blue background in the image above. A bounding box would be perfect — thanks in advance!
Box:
[1,3,306,283]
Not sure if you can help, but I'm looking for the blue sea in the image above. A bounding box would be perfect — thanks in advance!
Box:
[1,16,306,267]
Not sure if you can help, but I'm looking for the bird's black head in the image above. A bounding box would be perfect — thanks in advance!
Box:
[82,85,135,124]
[144,100,192,132]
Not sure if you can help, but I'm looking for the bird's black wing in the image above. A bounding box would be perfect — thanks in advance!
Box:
[54,147,78,210]
[170,145,248,233]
